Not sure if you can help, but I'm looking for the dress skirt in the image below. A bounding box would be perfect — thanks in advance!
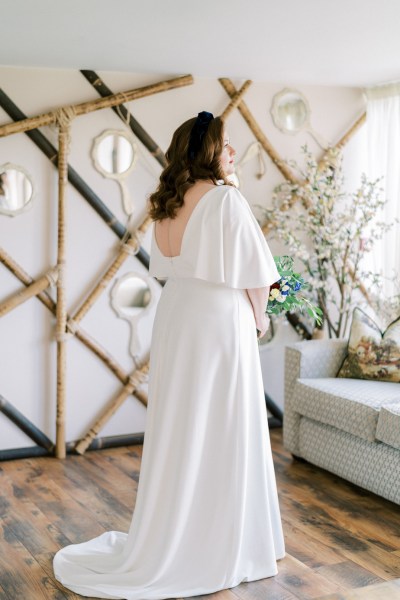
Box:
[53,276,285,599]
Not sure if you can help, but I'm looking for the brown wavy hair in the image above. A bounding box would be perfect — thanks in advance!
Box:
[147,115,231,221]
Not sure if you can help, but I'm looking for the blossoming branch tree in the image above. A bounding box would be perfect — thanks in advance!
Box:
[260,146,392,339]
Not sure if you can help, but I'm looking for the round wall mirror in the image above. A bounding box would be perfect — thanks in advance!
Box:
[111,273,155,358]
[270,89,331,149]
[0,163,34,217]
[92,130,137,215]
[270,89,310,134]
[95,132,135,175]
[114,276,151,317]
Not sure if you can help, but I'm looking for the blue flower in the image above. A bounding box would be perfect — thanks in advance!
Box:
[294,282,302,291]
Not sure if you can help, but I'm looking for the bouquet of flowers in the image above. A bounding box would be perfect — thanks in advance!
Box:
[266,255,323,325]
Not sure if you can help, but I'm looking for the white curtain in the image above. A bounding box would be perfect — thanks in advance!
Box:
[366,83,400,298]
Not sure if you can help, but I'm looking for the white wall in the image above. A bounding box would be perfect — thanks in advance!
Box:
[0,66,366,450]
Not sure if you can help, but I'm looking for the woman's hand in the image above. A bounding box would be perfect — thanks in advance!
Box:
[246,286,270,339]
[256,313,270,339]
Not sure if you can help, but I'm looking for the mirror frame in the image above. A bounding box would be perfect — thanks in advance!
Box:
[110,272,156,358]
[91,129,138,180]
[270,88,311,135]
[0,162,35,217]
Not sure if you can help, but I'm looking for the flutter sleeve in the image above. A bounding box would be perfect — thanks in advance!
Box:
[188,186,280,289]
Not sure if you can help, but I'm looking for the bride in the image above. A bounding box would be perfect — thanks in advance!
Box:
[53,111,285,599]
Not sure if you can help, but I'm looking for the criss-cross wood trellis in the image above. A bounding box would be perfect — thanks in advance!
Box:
[0,74,193,458]
[0,73,368,460]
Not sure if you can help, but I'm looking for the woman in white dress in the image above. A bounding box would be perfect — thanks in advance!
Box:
[53,111,285,599]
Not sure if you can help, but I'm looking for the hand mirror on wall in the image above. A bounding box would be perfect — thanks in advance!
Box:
[270,88,331,150]
[92,130,137,216]
[111,272,155,359]
[234,141,266,187]
[0,163,34,217]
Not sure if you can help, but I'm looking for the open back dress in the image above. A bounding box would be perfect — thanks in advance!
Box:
[53,184,286,599]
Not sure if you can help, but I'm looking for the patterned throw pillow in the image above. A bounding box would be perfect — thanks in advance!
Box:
[337,308,400,383]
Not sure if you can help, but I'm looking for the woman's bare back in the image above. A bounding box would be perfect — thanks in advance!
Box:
[154,181,216,258]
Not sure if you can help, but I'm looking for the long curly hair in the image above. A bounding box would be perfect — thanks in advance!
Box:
[147,115,231,221]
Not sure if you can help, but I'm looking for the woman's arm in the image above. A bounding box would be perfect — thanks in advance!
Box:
[246,286,270,338]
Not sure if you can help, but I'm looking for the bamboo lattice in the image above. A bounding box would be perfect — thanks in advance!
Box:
[0,71,367,458]
[0,75,193,138]
[0,246,148,402]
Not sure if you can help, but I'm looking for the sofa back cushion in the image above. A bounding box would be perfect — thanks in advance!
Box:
[337,308,400,383]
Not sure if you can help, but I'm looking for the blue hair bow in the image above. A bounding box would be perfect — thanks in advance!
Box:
[188,111,214,160]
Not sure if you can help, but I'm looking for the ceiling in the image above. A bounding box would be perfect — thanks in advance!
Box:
[2,0,400,88]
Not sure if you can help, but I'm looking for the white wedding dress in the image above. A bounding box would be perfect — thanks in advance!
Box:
[53,185,286,599]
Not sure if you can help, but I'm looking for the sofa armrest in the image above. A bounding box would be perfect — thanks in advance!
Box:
[283,339,348,454]
[285,339,348,400]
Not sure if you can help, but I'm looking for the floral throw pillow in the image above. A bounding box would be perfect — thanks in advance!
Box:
[337,308,400,383]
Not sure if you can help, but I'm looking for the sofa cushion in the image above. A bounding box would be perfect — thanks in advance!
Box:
[376,404,400,450]
[337,308,400,383]
[294,377,400,442]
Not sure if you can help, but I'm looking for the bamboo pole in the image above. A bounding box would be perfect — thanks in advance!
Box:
[72,236,140,325]
[0,246,149,403]
[0,246,56,312]
[80,70,168,168]
[75,363,149,455]
[0,395,54,451]
[0,75,194,138]
[335,112,366,149]
[71,220,150,325]
[218,78,298,183]
[0,432,145,461]
[220,80,252,121]
[55,121,69,459]
[0,268,57,318]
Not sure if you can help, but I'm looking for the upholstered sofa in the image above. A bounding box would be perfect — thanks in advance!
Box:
[283,339,400,505]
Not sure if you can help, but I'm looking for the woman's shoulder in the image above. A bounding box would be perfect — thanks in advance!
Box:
[211,184,246,205]
[214,185,250,216]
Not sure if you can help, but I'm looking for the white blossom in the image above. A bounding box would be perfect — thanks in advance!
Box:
[260,146,397,337]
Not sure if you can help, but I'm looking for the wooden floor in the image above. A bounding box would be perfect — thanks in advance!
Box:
[0,429,399,600]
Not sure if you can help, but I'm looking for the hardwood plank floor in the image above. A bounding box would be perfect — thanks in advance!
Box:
[0,430,399,600]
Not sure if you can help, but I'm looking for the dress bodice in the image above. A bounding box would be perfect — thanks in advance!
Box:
[149,185,279,289]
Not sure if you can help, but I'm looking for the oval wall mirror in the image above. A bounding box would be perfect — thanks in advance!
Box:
[270,89,330,149]
[92,130,137,216]
[271,89,310,134]
[111,272,155,358]
[0,163,34,217]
